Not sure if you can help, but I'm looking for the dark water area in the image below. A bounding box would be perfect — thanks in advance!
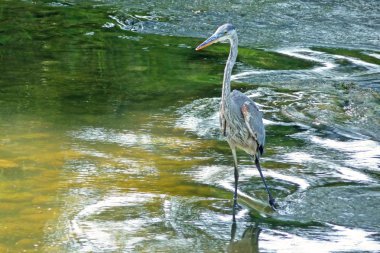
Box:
[0,1,379,252]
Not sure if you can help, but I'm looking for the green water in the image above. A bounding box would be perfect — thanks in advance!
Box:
[1,1,380,252]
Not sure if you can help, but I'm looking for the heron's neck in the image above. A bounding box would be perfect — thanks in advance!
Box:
[222,35,238,104]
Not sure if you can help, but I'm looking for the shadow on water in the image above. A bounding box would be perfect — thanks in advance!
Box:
[228,222,261,253]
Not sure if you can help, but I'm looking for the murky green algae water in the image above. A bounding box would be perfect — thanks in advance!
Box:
[0,1,380,252]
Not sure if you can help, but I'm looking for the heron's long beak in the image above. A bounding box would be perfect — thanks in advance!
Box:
[195,34,220,51]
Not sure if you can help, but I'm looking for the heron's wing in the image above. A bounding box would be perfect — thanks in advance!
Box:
[240,100,265,155]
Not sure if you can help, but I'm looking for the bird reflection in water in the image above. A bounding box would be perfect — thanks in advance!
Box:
[228,221,261,253]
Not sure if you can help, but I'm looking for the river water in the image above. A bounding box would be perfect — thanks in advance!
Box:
[0,1,379,252]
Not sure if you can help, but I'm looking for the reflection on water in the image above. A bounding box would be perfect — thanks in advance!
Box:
[233,47,380,88]
[229,223,260,253]
[70,193,164,251]
[65,192,236,252]
[0,0,380,252]
[310,136,380,170]
[261,224,380,253]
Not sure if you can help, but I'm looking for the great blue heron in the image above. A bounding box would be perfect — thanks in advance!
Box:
[196,24,276,210]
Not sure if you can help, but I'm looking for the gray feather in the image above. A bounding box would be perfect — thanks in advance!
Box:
[221,90,265,157]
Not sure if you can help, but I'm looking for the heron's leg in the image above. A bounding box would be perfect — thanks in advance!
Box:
[230,146,239,209]
[253,157,276,209]
[230,219,237,240]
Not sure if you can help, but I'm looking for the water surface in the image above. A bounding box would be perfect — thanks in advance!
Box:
[0,1,379,252]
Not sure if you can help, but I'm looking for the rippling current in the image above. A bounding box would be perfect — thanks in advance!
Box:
[0,0,379,252]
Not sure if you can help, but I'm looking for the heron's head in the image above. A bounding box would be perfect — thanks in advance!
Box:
[196,23,236,51]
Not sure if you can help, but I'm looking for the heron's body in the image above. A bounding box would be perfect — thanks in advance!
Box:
[196,24,276,211]
[222,90,265,157]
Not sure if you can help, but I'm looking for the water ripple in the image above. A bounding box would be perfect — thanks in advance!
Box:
[261,224,380,253]
[232,47,380,87]
[311,136,380,171]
